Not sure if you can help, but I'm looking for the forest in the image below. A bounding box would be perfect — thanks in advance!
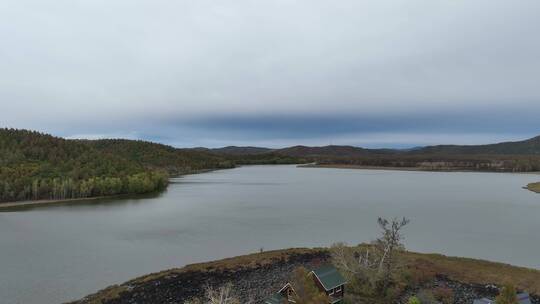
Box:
[0,129,235,203]
[313,154,540,172]
[0,128,311,203]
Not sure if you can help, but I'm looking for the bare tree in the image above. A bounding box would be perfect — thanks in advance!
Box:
[376,217,409,291]
[330,217,410,296]
[184,283,253,304]
[205,284,240,304]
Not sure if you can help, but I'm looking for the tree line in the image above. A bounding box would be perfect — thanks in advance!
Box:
[0,129,234,203]
[315,154,540,172]
[1,171,168,202]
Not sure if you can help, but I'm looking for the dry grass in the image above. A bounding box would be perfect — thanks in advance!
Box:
[71,247,540,303]
[133,248,321,284]
[403,251,540,294]
[67,285,127,304]
[71,248,322,304]
[526,182,540,193]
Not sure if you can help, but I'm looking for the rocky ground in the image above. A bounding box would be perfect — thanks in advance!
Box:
[71,249,540,304]
[71,250,328,304]
[399,276,540,304]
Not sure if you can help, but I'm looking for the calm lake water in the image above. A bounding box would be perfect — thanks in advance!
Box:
[1,165,539,304]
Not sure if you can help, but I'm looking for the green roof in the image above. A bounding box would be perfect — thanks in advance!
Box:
[311,265,347,291]
[264,293,286,304]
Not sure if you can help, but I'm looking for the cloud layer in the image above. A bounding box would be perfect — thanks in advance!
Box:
[1,0,539,147]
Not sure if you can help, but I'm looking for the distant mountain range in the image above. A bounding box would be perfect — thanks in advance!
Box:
[198,146,274,155]
[207,135,540,157]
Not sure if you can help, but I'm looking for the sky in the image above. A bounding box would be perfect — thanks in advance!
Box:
[1,0,539,148]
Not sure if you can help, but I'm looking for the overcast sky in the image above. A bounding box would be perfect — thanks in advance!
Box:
[1,0,539,148]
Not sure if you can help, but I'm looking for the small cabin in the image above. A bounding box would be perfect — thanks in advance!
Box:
[264,283,297,304]
[310,265,347,304]
[264,265,346,304]
[474,292,531,304]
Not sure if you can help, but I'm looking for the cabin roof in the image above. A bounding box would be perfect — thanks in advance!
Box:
[264,293,286,304]
[311,265,347,291]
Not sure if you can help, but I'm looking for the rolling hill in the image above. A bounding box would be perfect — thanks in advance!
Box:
[207,135,540,158]
[206,135,540,172]
[413,135,540,155]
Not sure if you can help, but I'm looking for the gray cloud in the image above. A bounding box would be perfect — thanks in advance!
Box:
[1,0,539,147]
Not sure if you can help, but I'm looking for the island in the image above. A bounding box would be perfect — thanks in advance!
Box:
[527,182,540,193]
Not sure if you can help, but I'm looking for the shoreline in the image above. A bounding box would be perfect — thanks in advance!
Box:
[300,164,540,193]
[3,165,538,210]
[0,194,134,210]
[298,163,540,174]
[0,167,232,210]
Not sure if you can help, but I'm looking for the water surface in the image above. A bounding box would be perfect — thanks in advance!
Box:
[1,165,539,304]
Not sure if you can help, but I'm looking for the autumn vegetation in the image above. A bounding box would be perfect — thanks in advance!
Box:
[0,129,234,203]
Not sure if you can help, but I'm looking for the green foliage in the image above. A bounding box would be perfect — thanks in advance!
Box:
[495,285,518,304]
[225,153,306,165]
[83,139,235,175]
[408,296,421,304]
[0,129,226,203]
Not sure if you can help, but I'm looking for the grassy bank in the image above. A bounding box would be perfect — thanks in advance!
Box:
[402,250,540,293]
[526,182,540,193]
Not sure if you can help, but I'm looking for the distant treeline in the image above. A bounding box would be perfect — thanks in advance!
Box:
[208,135,540,172]
[224,153,308,165]
[313,154,540,172]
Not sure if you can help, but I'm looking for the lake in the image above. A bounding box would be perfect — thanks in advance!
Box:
[1,165,539,304]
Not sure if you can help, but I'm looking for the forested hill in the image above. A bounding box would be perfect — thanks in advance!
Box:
[209,146,273,155]
[413,135,540,155]
[80,139,234,175]
[274,145,394,157]
[0,129,233,203]
[206,135,540,172]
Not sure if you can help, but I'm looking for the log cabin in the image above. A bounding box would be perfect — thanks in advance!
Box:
[264,265,347,304]
[310,265,347,304]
